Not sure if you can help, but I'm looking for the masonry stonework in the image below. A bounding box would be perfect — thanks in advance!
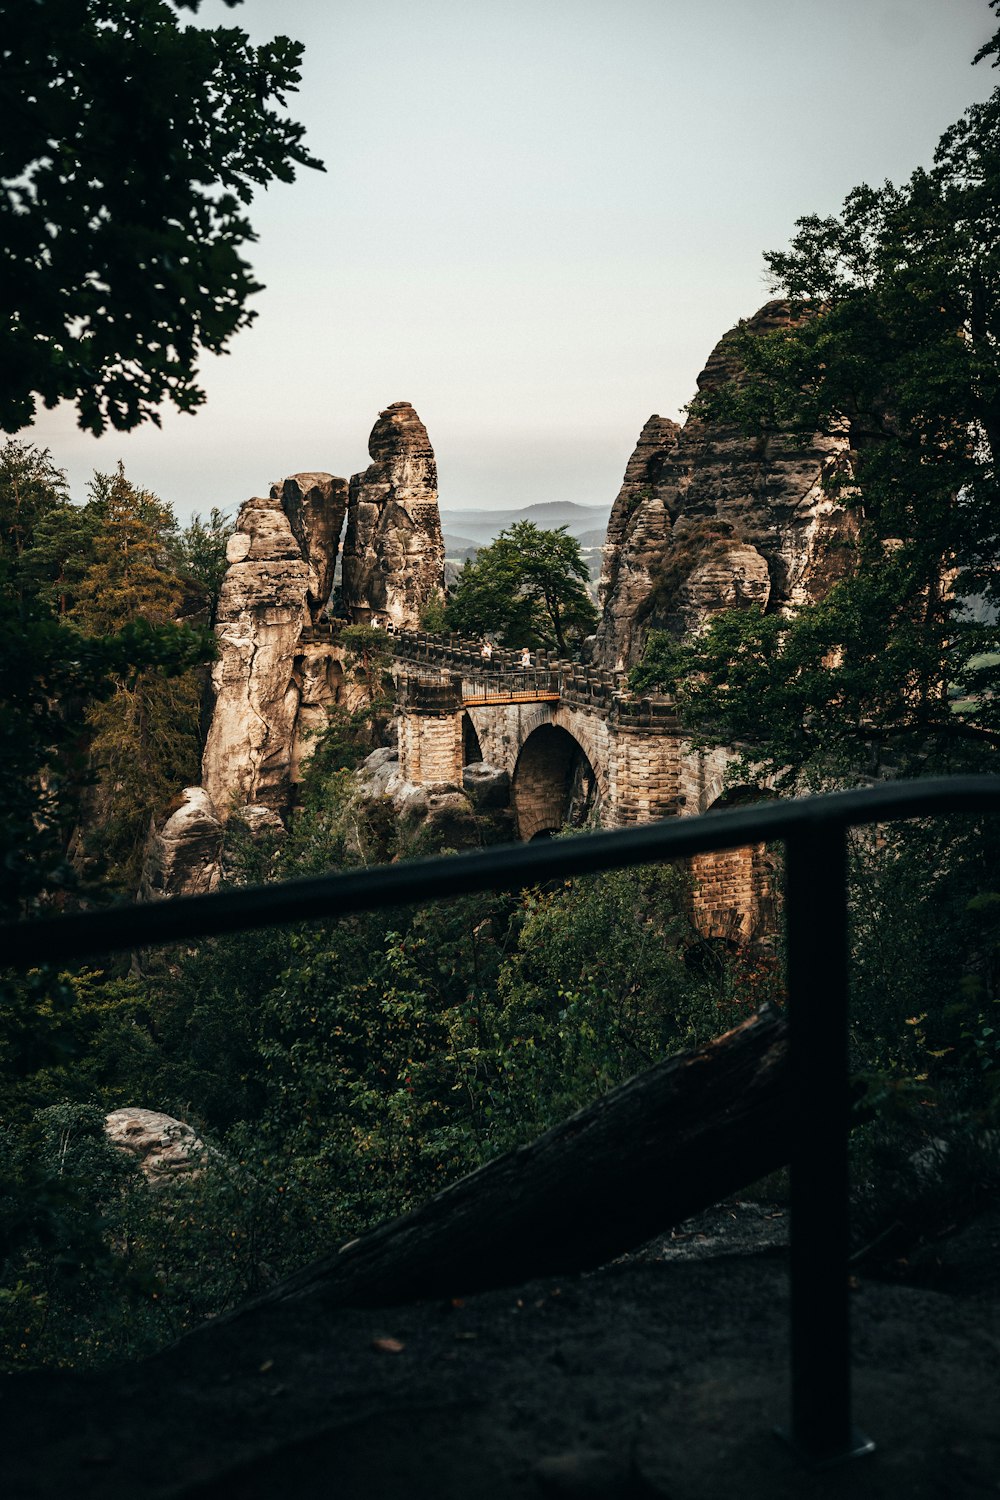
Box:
[391,633,773,941]
[689,843,776,944]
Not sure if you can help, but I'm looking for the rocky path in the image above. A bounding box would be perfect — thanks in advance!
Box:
[5,1205,998,1500]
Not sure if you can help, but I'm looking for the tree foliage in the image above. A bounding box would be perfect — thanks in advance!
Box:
[445,521,598,653]
[171,507,234,621]
[1,0,322,435]
[0,716,764,1370]
[0,446,212,912]
[630,36,1000,1258]
[64,466,206,886]
[71,465,184,633]
[646,52,1000,788]
[0,440,219,1364]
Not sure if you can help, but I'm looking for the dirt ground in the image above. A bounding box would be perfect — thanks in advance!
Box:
[4,1200,999,1500]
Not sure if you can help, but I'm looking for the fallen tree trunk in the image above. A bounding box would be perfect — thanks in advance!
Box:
[240,1005,791,1315]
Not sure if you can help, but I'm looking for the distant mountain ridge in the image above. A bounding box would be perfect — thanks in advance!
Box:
[440,500,611,550]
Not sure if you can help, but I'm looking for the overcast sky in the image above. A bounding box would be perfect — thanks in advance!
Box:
[27,0,1000,519]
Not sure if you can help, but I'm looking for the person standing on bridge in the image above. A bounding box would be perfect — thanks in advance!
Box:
[520,646,532,669]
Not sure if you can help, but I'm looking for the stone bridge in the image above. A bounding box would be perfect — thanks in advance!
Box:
[392,631,775,940]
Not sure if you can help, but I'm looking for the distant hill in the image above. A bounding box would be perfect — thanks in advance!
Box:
[575,526,609,550]
[441,501,611,548]
[442,532,481,561]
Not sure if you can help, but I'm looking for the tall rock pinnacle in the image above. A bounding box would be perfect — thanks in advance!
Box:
[201,488,322,818]
[197,405,446,829]
[343,401,446,629]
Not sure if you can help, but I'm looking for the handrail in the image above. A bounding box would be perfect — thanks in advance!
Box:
[4,775,999,966]
[4,772,1000,1466]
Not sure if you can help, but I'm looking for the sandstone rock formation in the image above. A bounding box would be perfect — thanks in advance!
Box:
[353,747,513,850]
[105,1108,208,1183]
[595,302,855,669]
[194,409,446,841]
[597,414,682,668]
[202,490,319,817]
[273,471,349,617]
[343,402,446,629]
[139,787,223,899]
[462,762,511,811]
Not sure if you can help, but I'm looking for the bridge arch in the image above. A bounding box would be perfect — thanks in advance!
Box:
[511,724,597,841]
[462,712,483,766]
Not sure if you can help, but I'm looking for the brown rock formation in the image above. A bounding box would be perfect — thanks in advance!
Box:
[196,405,445,835]
[202,493,317,817]
[105,1108,208,1183]
[272,472,349,619]
[597,414,682,668]
[343,401,446,628]
[595,303,856,669]
[139,787,223,899]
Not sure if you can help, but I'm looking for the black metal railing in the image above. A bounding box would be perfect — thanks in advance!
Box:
[5,773,1000,1465]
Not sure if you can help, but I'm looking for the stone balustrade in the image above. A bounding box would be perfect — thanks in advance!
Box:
[390,629,671,719]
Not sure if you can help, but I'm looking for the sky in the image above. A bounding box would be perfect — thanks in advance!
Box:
[26,0,1000,520]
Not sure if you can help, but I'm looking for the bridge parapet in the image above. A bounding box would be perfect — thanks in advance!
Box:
[400,677,464,714]
[391,629,672,719]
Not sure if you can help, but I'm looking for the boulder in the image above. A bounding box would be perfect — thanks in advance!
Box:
[462,761,511,811]
[422,789,481,848]
[234,804,286,840]
[218,803,287,882]
[139,787,223,899]
[357,745,402,799]
[105,1108,208,1184]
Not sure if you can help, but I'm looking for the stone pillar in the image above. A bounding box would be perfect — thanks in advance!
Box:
[397,679,463,788]
[607,719,682,826]
[690,843,777,946]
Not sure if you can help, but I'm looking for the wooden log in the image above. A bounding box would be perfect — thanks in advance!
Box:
[241,1006,791,1315]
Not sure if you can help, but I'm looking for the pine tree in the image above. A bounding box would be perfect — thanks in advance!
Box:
[69,465,205,887]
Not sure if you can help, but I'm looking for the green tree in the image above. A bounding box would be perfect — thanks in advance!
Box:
[0,447,212,913]
[71,465,184,634]
[445,521,598,653]
[0,442,70,606]
[640,46,1000,789]
[0,441,106,622]
[0,489,218,1363]
[171,508,235,621]
[67,465,205,886]
[1,0,322,435]
[629,27,1000,1224]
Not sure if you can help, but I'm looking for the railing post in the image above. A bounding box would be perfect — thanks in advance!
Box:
[780,822,874,1466]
